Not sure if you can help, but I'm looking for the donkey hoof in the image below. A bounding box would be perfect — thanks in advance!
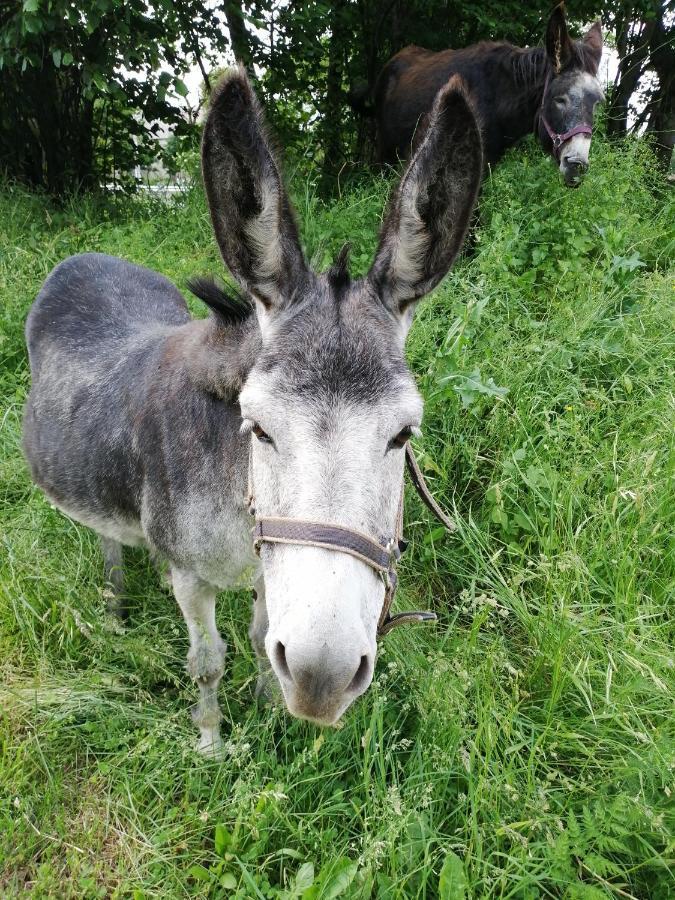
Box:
[196,728,224,758]
[103,589,128,622]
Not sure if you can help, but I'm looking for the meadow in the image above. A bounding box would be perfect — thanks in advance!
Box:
[1,136,673,898]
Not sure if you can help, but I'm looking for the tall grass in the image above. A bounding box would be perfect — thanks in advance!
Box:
[1,136,673,898]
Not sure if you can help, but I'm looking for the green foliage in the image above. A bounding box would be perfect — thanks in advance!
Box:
[438,851,467,900]
[0,136,673,898]
[0,0,223,192]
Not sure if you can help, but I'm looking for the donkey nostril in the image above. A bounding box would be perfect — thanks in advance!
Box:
[272,641,292,682]
[347,654,371,695]
[565,158,587,175]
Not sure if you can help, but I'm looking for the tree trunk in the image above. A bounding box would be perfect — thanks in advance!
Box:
[223,0,254,69]
[0,33,98,194]
[606,15,656,138]
[645,3,675,165]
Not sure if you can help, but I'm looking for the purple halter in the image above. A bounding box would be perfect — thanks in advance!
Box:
[539,72,593,162]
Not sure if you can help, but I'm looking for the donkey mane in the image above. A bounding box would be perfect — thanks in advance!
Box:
[507,46,549,88]
[190,241,356,328]
[182,275,260,403]
[325,242,353,298]
[504,40,602,89]
[187,275,253,324]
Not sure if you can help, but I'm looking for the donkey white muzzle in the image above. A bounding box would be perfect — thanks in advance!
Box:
[560,134,591,187]
[262,547,380,724]
[268,629,375,725]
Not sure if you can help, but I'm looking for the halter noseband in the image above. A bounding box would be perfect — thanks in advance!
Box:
[539,72,592,162]
[247,442,456,637]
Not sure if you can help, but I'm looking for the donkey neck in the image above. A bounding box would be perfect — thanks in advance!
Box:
[490,44,549,150]
[137,316,260,585]
[166,313,261,404]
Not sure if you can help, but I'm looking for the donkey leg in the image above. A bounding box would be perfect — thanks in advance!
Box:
[172,569,226,756]
[249,577,274,703]
[150,549,173,592]
[101,536,127,620]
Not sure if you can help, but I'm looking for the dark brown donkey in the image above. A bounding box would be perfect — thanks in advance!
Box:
[367,5,603,187]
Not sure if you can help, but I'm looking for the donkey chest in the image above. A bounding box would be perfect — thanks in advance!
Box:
[146,489,260,590]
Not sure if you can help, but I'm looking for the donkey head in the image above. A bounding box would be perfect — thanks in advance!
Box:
[201,70,482,725]
[539,4,604,187]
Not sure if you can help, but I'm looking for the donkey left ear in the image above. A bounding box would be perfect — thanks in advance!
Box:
[201,68,309,312]
[367,76,482,331]
[545,4,573,72]
[583,21,603,70]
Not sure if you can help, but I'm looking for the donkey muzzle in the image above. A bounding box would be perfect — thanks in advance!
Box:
[268,631,374,725]
[561,155,589,187]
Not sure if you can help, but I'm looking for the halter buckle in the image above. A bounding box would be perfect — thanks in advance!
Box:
[252,520,262,555]
[380,537,401,587]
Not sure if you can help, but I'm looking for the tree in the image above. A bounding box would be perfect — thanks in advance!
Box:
[646,6,674,164]
[222,0,256,69]
[0,0,225,193]
[604,2,673,163]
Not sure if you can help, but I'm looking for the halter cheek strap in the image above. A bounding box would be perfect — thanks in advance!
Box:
[247,442,455,637]
[541,118,592,161]
[539,73,593,162]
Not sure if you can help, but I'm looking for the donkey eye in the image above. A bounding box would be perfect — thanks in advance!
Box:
[252,423,274,445]
[553,96,566,107]
[388,425,414,451]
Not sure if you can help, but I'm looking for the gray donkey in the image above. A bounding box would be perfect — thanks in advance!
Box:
[23,69,482,754]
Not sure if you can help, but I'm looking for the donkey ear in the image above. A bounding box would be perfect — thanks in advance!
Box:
[201,68,309,310]
[545,4,573,72]
[583,21,603,70]
[367,76,482,325]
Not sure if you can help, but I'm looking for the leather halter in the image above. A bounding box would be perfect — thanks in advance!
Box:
[538,72,593,162]
[247,442,456,637]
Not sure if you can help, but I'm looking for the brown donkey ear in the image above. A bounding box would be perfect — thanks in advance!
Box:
[367,75,482,325]
[546,4,573,72]
[583,21,603,70]
[201,68,309,311]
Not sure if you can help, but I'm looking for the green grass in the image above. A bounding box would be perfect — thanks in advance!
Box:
[1,136,674,899]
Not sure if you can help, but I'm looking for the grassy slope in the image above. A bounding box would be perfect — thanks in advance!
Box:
[0,137,673,899]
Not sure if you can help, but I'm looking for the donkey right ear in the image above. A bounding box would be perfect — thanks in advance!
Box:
[367,76,482,330]
[583,21,603,70]
[545,4,573,72]
[201,69,309,310]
